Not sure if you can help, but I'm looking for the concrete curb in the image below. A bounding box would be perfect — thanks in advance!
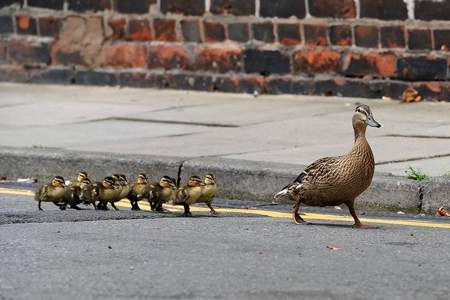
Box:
[0,146,448,214]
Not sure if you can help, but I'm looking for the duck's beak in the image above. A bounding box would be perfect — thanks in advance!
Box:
[367,115,381,128]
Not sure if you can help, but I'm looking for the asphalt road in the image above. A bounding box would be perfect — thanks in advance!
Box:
[1,190,450,300]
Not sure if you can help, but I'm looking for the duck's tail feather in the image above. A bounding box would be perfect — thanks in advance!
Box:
[273,180,304,202]
[274,187,289,199]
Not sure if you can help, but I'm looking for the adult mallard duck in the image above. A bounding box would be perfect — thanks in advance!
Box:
[275,104,381,228]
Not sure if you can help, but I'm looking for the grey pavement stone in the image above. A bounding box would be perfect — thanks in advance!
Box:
[421,177,450,213]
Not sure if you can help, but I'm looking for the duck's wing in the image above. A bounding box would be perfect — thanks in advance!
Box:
[35,185,46,201]
[299,156,341,189]
[274,157,340,199]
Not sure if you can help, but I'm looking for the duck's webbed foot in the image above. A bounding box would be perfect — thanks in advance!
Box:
[352,222,370,229]
[131,202,141,211]
[207,203,218,215]
[97,202,108,210]
[293,212,306,224]
[346,200,369,229]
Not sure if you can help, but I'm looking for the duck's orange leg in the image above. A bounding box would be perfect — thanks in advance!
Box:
[292,200,305,224]
[346,200,369,229]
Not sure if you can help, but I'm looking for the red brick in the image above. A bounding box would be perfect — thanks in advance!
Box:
[360,0,407,20]
[100,44,147,68]
[252,23,274,43]
[16,16,37,35]
[355,26,378,48]
[434,30,450,51]
[153,18,176,41]
[329,25,352,46]
[0,16,13,34]
[52,49,84,66]
[397,56,447,81]
[196,48,242,73]
[107,18,126,40]
[293,49,341,75]
[260,0,306,18]
[308,0,356,19]
[210,0,255,16]
[343,52,397,78]
[415,0,450,21]
[75,71,117,86]
[244,49,290,75]
[38,17,61,37]
[0,65,29,83]
[204,21,225,43]
[412,82,448,101]
[161,0,205,16]
[148,45,192,70]
[380,26,405,49]
[181,20,201,42]
[228,23,249,43]
[28,0,63,10]
[69,0,111,12]
[278,24,301,46]
[128,19,152,41]
[214,76,265,94]
[50,16,105,67]
[407,29,432,50]
[114,0,154,14]
[304,25,328,46]
[8,40,51,65]
[0,41,6,61]
[0,1,22,9]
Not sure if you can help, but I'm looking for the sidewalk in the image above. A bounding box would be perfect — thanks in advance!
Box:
[0,83,449,212]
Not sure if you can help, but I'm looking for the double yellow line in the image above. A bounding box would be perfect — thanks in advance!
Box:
[1,187,450,229]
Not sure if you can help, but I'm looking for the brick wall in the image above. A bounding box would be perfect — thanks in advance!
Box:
[0,0,449,100]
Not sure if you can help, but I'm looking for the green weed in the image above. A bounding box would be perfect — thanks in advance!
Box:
[405,167,428,181]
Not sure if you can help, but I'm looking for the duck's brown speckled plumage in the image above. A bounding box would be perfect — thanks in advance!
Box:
[276,104,381,228]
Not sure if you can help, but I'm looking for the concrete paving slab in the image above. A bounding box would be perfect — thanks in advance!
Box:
[0,120,203,148]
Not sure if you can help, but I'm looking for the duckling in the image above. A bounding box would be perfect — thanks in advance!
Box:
[148,176,177,212]
[35,176,66,211]
[118,174,131,200]
[70,171,89,187]
[93,176,120,210]
[174,175,204,217]
[197,173,218,214]
[128,173,150,210]
[274,104,381,228]
[65,177,95,210]
[105,174,125,210]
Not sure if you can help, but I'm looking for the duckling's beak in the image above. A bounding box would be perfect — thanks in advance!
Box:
[367,115,381,128]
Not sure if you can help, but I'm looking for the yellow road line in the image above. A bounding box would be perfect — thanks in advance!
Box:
[2,187,450,229]
[0,188,34,197]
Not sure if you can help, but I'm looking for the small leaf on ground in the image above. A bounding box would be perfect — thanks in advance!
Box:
[326,245,341,251]
[401,87,422,103]
[436,207,450,217]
